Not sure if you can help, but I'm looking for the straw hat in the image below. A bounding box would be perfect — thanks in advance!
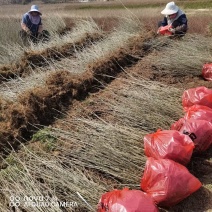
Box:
[28,5,42,15]
[161,2,179,15]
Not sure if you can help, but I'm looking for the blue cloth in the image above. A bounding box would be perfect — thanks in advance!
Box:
[22,13,42,35]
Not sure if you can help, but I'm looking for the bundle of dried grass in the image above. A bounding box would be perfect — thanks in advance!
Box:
[149,34,212,76]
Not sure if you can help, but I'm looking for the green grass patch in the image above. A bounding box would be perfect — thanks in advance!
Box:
[77,4,160,10]
[32,128,57,152]
[65,2,165,10]
[64,1,212,10]
[180,1,212,9]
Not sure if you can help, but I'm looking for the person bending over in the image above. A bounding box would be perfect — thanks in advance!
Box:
[20,5,49,44]
[158,2,188,36]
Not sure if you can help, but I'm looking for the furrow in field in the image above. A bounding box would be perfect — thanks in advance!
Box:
[0,18,146,102]
[0,20,103,82]
[0,26,152,159]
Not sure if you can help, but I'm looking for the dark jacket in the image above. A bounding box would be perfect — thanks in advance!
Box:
[160,14,188,35]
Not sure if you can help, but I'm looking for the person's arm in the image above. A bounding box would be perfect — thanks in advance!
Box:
[157,17,168,34]
[38,25,43,33]
[21,23,30,32]
[173,14,188,33]
[175,21,187,33]
[161,17,168,26]
[175,24,187,33]
[38,19,43,34]
[21,14,31,34]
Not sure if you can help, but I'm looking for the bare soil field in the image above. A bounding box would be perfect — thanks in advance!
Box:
[0,1,211,211]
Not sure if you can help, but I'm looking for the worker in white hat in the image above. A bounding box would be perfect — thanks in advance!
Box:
[158,2,188,36]
[20,5,50,44]
[21,5,43,37]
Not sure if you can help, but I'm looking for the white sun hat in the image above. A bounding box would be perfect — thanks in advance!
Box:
[28,5,42,15]
[161,2,179,15]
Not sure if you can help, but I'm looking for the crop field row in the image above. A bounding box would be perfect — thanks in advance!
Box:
[0,2,211,212]
[0,17,149,158]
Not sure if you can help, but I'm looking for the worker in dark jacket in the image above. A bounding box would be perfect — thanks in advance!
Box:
[158,2,188,36]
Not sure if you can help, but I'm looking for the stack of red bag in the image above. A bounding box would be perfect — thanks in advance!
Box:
[140,86,212,208]
[171,86,212,152]
[141,129,201,208]
[98,86,212,211]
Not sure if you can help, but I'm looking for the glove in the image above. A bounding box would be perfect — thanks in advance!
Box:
[168,27,176,34]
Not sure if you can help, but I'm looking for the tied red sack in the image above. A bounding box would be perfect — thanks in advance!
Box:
[202,63,212,81]
[141,158,202,207]
[157,25,172,36]
[144,129,194,165]
[171,117,186,131]
[171,105,212,130]
[97,188,158,212]
[182,86,212,111]
[180,119,212,152]
[184,105,212,123]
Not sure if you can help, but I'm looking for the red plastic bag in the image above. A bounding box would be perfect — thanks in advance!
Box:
[179,119,212,152]
[144,129,194,165]
[97,188,158,212]
[202,63,212,81]
[182,86,212,111]
[170,117,186,131]
[171,105,212,131]
[157,25,172,36]
[141,158,202,207]
[184,104,212,123]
